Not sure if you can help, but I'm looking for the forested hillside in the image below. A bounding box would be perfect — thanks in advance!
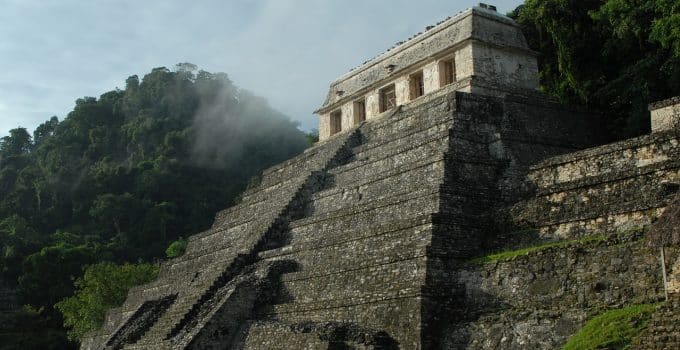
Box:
[0,64,309,349]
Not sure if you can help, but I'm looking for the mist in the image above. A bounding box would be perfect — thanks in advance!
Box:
[188,68,309,169]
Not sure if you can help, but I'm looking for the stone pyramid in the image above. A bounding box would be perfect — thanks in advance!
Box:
[82,5,680,349]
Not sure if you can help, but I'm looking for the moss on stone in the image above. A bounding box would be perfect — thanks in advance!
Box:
[562,303,659,350]
[470,235,605,264]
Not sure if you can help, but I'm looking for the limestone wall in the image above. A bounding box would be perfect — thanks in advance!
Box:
[515,129,680,239]
[319,7,532,110]
[669,256,680,295]
[470,41,539,90]
[650,97,680,132]
[443,236,663,349]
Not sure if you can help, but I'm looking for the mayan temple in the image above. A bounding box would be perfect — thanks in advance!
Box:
[82,4,680,349]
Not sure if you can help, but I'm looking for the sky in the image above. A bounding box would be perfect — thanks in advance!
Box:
[0,0,524,136]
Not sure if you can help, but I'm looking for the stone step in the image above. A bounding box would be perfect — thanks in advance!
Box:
[328,135,448,186]
[268,128,360,175]
[261,214,430,255]
[227,129,356,210]
[634,297,680,350]
[242,321,330,350]
[337,119,450,167]
[112,296,197,349]
[124,248,266,343]
[237,177,307,209]
[123,340,171,350]
[277,257,426,306]
[211,196,283,229]
[256,131,360,189]
[312,161,445,216]
[259,217,431,275]
[359,97,453,145]
[290,190,440,242]
[327,149,448,194]
[533,159,680,198]
[183,219,276,259]
[157,250,243,286]
[243,320,395,350]
[260,294,423,349]
[192,214,274,253]
[209,200,285,233]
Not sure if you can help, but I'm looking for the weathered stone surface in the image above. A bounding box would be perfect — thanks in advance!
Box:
[634,296,680,349]
[316,6,542,141]
[650,96,680,132]
[443,236,663,349]
[514,129,680,239]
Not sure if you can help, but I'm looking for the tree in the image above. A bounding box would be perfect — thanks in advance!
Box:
[33,117,59,147]
[17,242,97,308]
[0,128,32,158]
[165,237,187,258]
[55,262,159,341]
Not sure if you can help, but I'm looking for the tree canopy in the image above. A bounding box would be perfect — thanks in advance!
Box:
[511,0,680,138]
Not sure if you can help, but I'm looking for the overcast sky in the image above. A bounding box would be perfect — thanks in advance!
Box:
[0,0,523,136]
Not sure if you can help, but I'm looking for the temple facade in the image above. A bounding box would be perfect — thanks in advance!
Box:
[315,4,539,141]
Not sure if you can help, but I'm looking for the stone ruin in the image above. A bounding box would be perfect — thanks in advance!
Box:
[315,4,539,141]
[82,4,680,349]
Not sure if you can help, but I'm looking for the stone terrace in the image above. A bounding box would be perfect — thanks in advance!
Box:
[515,129,680,239]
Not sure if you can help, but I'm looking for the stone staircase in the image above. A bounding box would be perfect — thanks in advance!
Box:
[634,296,680,349]
[242,94,458,349]
[81,123,364,350]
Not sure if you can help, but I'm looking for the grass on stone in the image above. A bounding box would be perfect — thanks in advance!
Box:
[562,303,659,350]
[469,235,605,264]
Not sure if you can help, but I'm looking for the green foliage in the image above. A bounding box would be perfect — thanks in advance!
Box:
[0,215,45,281]
[305,130,319,145]
[17,242,98,307]
[0,128,32,158]
[55,262,159,341]
[470,235,605,264]
[512,0,680,138]
[562,303,659,350]
[0,64,308,345]
[0,307,75,350]
[165,237,187,258]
